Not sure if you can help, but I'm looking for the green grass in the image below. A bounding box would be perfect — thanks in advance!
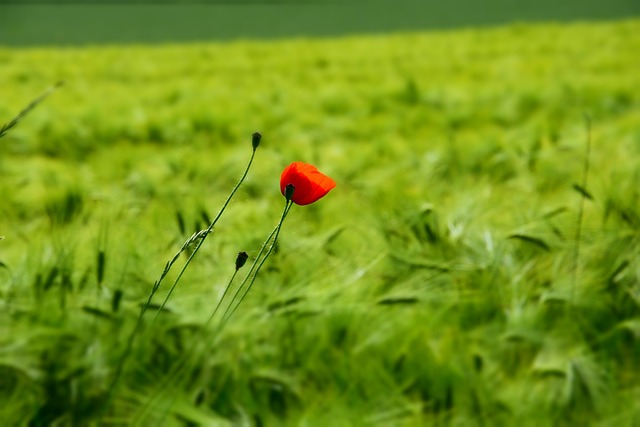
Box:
[1,18,640,425]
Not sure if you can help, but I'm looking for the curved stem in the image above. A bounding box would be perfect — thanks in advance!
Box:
[134,268,241,424]
[139,199,294,424]
[100,146,257,418]
[218,226,277,324]
[152,147,257,321]
[222,200,293,325]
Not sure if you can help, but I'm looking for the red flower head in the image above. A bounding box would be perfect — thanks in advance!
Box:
[280,162,336,205]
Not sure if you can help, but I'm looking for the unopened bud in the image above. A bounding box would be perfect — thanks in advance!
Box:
[251,132,262,150]
[235,251,249,270]
[285,184,295,202]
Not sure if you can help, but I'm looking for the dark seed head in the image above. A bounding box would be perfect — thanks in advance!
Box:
[251,132,262,150]
[235,251,249,270]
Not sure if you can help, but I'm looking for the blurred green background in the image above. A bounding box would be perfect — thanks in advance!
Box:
[2,0,640,46]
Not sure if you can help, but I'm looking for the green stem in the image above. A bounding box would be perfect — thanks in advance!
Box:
[0,81,63,139]
[571,115,591,300]
[152,147,257,321]
[221,200,293,325]
[218,227,277,323]
[100,145,257,418]
[139,199,294,424]
[134,267,241,424]
[206,265,241,326]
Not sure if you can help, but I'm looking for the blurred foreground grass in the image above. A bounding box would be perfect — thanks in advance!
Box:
[1,19,640,425]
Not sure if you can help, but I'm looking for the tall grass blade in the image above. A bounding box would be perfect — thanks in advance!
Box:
[96,249,106,288]
[0,81,63,139]
[221,200,293,325]
[572,115,592,298]
[100,134,260,418]
[507,234,551,252]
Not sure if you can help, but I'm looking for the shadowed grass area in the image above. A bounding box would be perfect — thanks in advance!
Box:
[1,19,640,425]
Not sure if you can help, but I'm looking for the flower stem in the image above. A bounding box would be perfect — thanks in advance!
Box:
[221,199,293,325]
[152,147,257,321]
[137,200,294,424]
[133,267,242,424]
[100,143,257,418]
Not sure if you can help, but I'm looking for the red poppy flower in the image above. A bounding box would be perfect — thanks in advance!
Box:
[280,162,336,205]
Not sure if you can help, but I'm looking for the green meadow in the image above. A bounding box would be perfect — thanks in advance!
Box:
[1,18,640,425]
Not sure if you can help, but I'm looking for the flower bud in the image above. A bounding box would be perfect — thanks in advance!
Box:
[235,251,249,271]
[251,132,262,150]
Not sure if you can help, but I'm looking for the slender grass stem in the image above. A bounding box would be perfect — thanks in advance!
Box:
[0,81,63,140]
[152,147,258,321]
[206,259,243,326]
[140,199,294,425]
[572,115,592,300]
[215,226,278,321]
[100,142,258,418]
[134,267,242,424]
[222,200,293,325]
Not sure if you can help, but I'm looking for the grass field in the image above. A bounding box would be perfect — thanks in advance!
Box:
[1,18,640,426]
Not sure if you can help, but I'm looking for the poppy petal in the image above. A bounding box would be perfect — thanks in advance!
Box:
[280,162,336,205]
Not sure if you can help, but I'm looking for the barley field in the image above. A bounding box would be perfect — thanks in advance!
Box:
[1,18,640,426]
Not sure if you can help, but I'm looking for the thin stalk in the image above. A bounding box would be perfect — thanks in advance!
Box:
[206,261,243,326]
[0,81,63,139]
[217,226,278,322]
[221,200,293,325]
[100,144,258,418]
[134,267,242,424]
[152,147,258,321]
[571,115,591,299]
[144,199,294,425]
